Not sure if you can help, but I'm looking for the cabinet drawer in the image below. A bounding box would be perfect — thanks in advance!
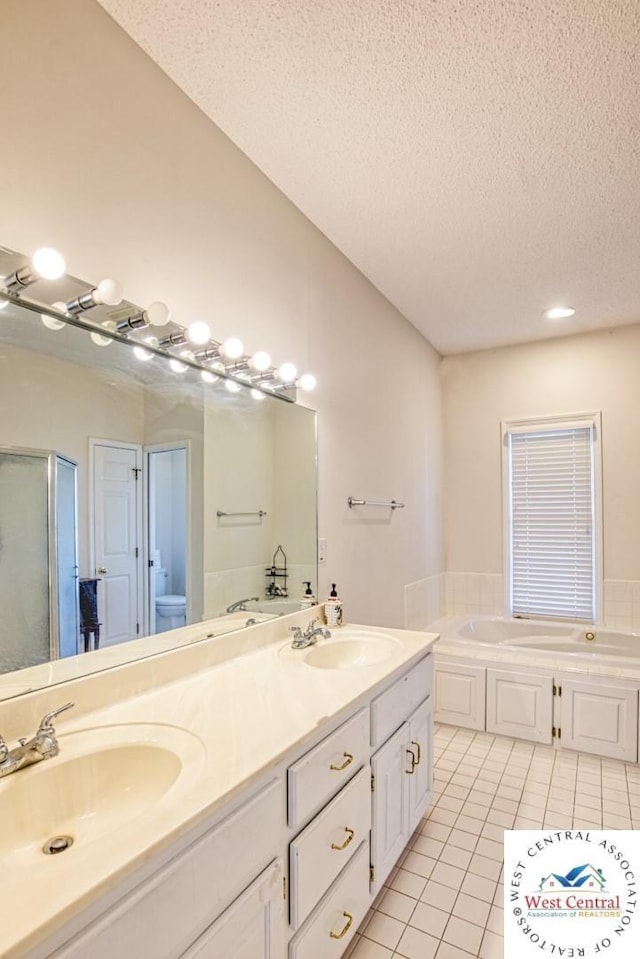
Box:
[289,765,371,929]
[371,655,433,748]
[289,842,370,959]
[52,779,284,959]
[288,708,369,828]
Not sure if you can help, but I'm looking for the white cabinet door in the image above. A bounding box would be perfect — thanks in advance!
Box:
[371,723,410,892]
[181,860,286,959]
[435,662,486,730]
[407,698,433,834]
[560,679,639,762]
[486,668,553,744]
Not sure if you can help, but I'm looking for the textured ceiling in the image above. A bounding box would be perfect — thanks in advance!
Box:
[97,0,640,354]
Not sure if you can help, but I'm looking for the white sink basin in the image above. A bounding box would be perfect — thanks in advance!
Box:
[281,629,401,669]
[0,723,205,867]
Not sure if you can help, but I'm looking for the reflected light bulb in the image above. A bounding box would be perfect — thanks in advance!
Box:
[250,350,271,372]
[0,296,8,311]
[225,379,242,393]
[94,278,123,306]
[278,362,297,383]
[545,306,575,320]
[187,320,211,345]
[201,369,218,383]
[222,337,244,359]
[90,319,117,347]
[32,247,66,280]
[250,388,266,402]
[298,372,317,392]
[41,301,67,331]
[145,301,170,326]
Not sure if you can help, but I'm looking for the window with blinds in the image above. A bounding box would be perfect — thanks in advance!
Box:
[503,416,602,622]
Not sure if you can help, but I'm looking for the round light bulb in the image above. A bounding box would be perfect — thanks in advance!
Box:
[225,379,242,393]
[145,301,170,326]
[94,278,123,307]
[187,320,211,345]
[40,301,67,331]
[250,350,271,372]
[250,388,266,402]
[545,306,575,320]
[298,372,317,392]
[32,247,66,280]
[90,319,117,347]
[278,362,298,383]
[201,369,218,383]
[222,337,244,359]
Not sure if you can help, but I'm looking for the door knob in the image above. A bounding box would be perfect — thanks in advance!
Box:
[97,566,108,574]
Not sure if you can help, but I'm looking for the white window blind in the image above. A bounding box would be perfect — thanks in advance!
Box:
[506,422,597,621]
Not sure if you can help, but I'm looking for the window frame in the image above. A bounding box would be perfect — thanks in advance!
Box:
[501,412,603,623]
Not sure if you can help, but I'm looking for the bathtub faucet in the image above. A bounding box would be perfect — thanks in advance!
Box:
[226,596,259,613]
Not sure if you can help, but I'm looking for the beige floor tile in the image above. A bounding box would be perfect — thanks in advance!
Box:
[394,925,439,959]
[376,888,416,924]
[420,880,458,912]
[388,868,427,900]
[409,901,449,938]
[363,911,405,950]
[442,915,484,954]
[452,891,491,927]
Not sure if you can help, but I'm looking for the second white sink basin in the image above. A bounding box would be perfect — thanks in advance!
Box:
[297,629,401,669]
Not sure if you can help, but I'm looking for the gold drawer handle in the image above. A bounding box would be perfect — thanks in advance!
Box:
[330,752,353,772]
[406,748,417,774]
[331,827,355,851]
[329,911,354,940]
[411,740,421,764]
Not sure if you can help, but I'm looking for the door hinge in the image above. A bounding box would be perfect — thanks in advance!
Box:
[371,774,375,793]
[282,876,287,901]
[369,866,375,882]
[552,726,561,739]
[136,623,140,635]
[135,546,139,558]
[148,559,154,568]
[553,684,562,696]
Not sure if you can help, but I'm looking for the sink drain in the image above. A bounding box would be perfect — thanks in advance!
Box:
[43,835,74,855]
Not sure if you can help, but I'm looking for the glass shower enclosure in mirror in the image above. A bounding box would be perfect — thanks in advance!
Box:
[0,246,317,699]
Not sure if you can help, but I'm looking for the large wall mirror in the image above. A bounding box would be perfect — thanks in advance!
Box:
[0,248,317,702]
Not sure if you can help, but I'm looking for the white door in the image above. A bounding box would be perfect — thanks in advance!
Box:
[92,441,143,646]
[560,678,639,762]
[486,667,554,744]
[407,698,433,834]
[370,722,410,893]
[181,860,286,959]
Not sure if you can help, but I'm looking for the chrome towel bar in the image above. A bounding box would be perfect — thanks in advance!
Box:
[347,497,405,510]
[217,509,267,517]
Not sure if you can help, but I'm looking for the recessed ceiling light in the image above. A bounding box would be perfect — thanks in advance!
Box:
[545,306,575,320]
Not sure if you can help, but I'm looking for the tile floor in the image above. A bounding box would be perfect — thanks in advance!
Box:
[345,724,640,959]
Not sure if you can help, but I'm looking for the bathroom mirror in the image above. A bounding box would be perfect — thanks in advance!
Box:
[0,256,317,701]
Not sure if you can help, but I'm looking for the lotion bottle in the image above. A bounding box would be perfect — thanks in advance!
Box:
[325,583,343,627]
[300,581,316,610]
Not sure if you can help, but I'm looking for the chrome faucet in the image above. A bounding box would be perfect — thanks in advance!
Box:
[0,702,74,779]
[290,619,331,649]
[226,596,259,613]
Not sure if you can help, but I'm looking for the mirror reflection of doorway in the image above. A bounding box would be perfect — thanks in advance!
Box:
[146,444,189,634]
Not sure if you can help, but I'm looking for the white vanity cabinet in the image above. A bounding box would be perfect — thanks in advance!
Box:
[435,661,486,730]
[370,658,434,893]
[181,859,286,959]
[558,676,638,762]
[485,667,553,744]
[23,647,435,959]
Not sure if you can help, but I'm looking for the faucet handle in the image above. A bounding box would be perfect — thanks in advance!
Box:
[289,626,303,639]
[38,702,74,732]
[0,735,7,762]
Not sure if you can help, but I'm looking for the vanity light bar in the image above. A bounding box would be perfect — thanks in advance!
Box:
[0,244,318,397]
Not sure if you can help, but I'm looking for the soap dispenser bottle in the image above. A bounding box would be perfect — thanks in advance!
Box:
[300,581,316,610]
[325,583,343,627]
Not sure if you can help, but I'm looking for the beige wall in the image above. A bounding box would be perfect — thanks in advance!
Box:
[443,324,640,583]
[0,342,144,570]
[2,0,443,629]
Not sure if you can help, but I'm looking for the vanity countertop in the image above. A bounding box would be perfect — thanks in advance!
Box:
[0,620,438,958]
